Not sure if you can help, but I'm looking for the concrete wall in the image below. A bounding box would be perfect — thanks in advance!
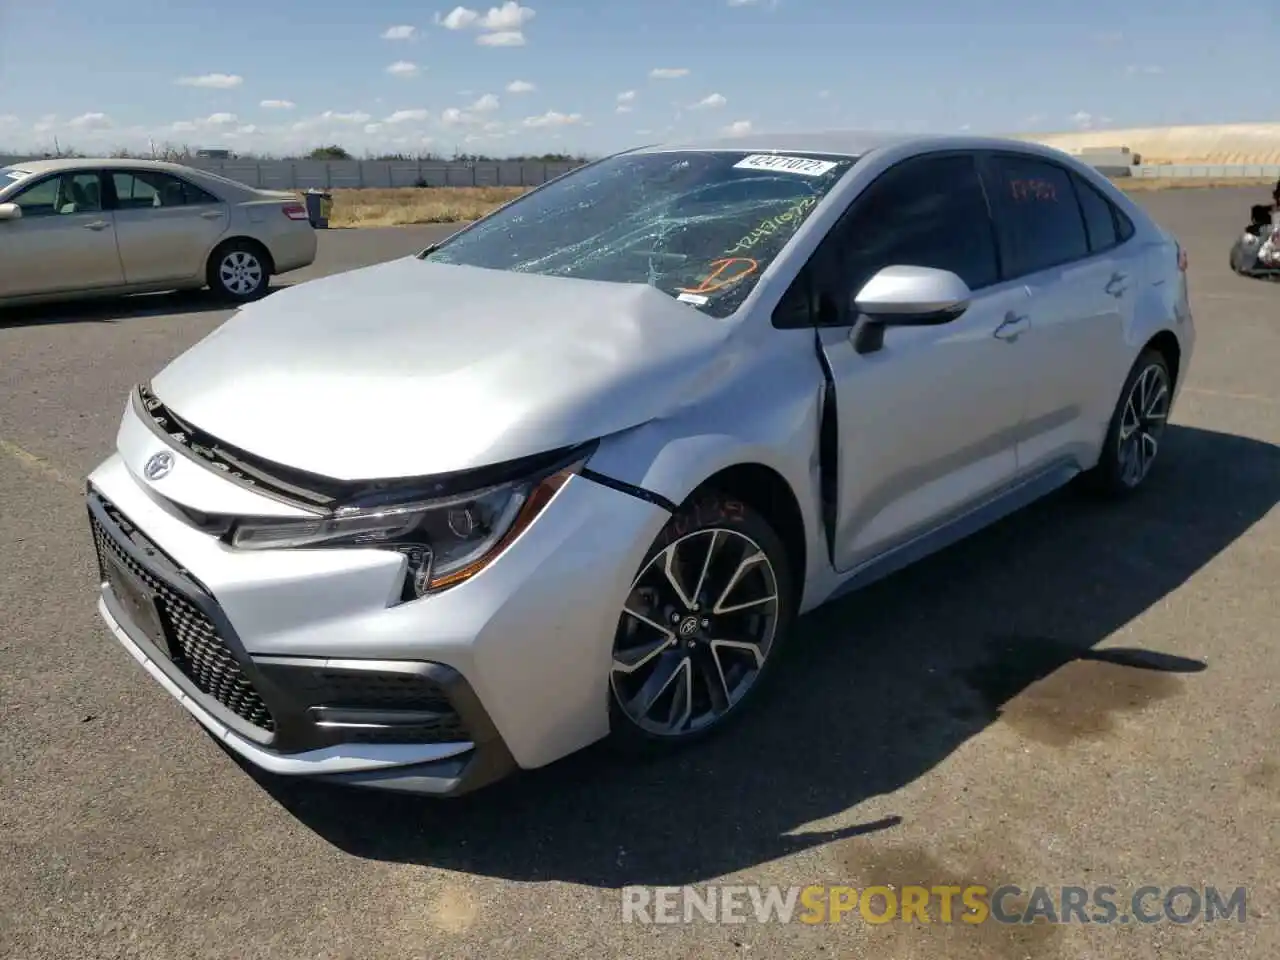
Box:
[0,157,584,189]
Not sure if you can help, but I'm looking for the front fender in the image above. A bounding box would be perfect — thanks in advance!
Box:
[583,329,833,609]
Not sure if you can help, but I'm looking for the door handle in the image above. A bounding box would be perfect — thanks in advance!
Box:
[993,312,1028,342]
[200,210,224,219]
[83,220,110,231]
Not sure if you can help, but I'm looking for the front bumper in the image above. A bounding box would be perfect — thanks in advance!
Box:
[87,439,668,795]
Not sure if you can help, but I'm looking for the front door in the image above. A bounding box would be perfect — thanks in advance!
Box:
[0,171,123,298]
[108,170,229,284]
[810,152,1030,572]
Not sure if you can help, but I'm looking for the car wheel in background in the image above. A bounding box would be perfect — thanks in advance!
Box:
[608,491,795,753]
[207,240,270,302]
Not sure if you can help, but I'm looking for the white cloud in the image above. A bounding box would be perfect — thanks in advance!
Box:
[382,24,417,39]
[437,6,479,28]
[691,92,726,109]
[175,73,243,89]
[205,112,237,125]
[721,120,753,136]
[650,67,689,79]
[364,123,384,134]
[1069,110,1094,129]
[33,114,58,133]
[477,30,524,45]
[817,89,830,99]
[259,99,295,109]
[617,90,636,103]
[385,108,430,123]
[386,61,420,77]
[483,121,505,133]
[0,114,16,125]
[523,110,582,128]
[441,107,481,126]
[233,124,258,136]
[480,1,535,29]
[68,112,112,129]
[471,93,501,111]
[616,105,633,114]
[726,0,760,4]
[506,79,536,93]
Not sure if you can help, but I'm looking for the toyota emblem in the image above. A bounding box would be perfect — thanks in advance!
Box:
[144,451,174,481]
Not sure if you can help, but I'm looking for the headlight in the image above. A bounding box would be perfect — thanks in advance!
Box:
[230,458,584,596]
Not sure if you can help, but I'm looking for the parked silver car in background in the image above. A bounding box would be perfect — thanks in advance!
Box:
[0,158,316,306]
[85,132,1194,797]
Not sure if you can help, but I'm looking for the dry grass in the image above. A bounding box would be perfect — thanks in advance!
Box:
[320,177,1275,228]
[326,186,530,227]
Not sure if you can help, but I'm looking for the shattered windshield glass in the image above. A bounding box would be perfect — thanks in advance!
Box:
[423,150,857,318]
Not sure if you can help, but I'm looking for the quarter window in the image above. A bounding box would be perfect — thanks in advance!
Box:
[12,172,103,216]
[985,155,1090,277]
[1071,173,1119,252]
[112,171,219,210]
[831,153,1001,297]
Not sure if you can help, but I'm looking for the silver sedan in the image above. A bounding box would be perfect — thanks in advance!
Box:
[84,132,1194,796]
[0,158,317,306]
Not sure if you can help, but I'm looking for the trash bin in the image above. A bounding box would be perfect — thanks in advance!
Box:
[303,188,332,228]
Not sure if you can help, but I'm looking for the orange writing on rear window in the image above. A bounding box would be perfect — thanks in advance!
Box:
[1010,178,1057,202]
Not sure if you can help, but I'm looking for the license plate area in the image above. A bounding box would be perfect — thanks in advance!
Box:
[103,551,171,657]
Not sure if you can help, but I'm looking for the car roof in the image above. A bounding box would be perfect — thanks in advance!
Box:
[630,129,1082,164]
[0,156,271,199]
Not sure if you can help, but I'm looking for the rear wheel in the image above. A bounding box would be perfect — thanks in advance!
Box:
[608,492,794,752]
[1082,348,1172,496]
[208,240,270,302]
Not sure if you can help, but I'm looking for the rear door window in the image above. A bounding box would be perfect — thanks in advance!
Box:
[984,155,1090,278]
[1071,173,1119,253]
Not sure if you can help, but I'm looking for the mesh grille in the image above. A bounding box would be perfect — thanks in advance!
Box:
[90,500,276,733]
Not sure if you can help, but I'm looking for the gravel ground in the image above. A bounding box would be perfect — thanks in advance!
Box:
[1,191,1276,960]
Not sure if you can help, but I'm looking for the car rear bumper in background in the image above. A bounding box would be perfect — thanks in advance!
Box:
[86,444,668,795]
[269,225,317,274]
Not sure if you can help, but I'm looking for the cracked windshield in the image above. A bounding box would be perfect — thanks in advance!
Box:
[424,150,856,317]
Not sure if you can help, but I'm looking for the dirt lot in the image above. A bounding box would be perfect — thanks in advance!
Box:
[0,188,1276,960]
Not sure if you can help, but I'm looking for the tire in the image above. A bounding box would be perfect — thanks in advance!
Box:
[1081,348,1173,497]
[607,490,795,754]
[207,240,270,303]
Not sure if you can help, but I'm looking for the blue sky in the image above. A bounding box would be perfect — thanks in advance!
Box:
[1,0,1275,157]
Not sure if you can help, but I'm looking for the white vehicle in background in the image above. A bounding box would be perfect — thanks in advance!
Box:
[0,158,317,307]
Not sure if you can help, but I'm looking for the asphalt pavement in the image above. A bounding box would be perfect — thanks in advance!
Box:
[1,193,1277,960]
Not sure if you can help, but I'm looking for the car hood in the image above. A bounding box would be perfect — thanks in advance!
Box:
[150,257,735,481]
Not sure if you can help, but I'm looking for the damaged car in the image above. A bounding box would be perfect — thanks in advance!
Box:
[85,132,1195,796]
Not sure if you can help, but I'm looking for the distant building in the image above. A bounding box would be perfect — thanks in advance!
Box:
[195,148,231,159]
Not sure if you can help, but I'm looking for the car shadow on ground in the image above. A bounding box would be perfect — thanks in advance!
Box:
[0,286,286,327]
[251,424,1278,887]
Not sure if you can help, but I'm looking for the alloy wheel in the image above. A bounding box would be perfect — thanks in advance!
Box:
[1117,362,1170,488]
[610,528,780,738]
[219,251,264,296]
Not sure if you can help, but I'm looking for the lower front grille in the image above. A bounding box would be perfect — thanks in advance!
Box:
[89,498,276,733]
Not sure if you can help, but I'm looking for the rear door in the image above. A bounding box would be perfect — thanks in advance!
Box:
[980,152,1131,474]
[0,170,124,298]
[107,170,229,284]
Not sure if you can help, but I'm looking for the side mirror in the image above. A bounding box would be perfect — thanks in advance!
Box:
[850,265,971,354]
[0,203,21,221]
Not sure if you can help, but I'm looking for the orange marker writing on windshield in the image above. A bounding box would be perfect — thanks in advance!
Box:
[677,257,759,295]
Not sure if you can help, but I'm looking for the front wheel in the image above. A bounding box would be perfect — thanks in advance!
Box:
[608,492,794,752]
[1081,348,1173,496]
[207,241,270,302]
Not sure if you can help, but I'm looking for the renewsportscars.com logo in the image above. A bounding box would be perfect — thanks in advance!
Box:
[621,884,1249,926]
